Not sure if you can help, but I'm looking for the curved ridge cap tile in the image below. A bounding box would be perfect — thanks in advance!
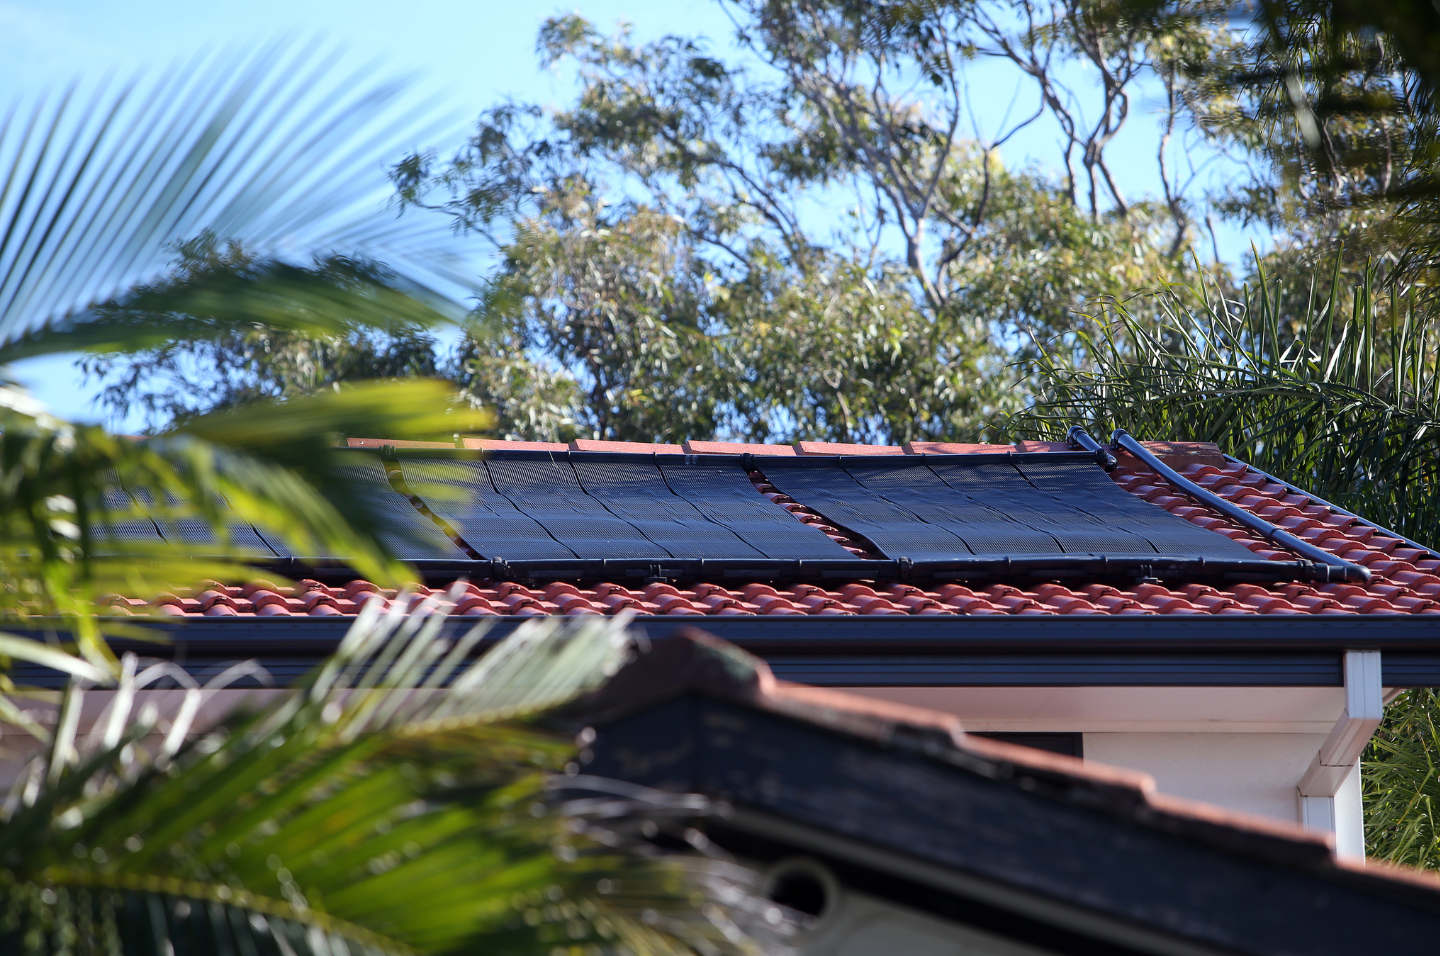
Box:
[1142,789,1335,857]
[683,439,796,456]
[795,441,904,456]
[956,733,1157,794]
[905,441,1017,454]
[461,438,569,450]
[571,439,685,453]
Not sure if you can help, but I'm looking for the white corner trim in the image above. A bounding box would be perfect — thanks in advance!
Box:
[1298,650,1383,798]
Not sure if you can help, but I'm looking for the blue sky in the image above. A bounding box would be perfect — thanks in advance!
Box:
[0,0,1260,428]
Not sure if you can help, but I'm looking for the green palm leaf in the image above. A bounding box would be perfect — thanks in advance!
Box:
[0,41,462,354]
[0,613,785,956]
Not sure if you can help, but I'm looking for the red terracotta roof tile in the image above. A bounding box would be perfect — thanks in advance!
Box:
[794,441,904,456]
[461,438,569,451]
[571,439,684,454]
[347,437,458,449]
[905,441,1016,454]
[683,440,795,456]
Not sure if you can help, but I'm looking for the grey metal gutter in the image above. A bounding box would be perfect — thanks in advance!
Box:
[14,615,1440,688]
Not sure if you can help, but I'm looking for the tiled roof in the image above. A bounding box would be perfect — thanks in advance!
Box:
[108,439,1440,619]
[584,631,1440,909]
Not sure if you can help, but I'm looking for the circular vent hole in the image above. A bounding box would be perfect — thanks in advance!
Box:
[766,861,833,919]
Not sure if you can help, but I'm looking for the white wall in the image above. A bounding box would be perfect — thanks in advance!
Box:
[843,686,1355,843]
[795,882,1046,956]
[1082,732,1326,824]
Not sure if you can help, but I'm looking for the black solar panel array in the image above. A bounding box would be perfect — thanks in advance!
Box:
[397,458,573,561]
[572,457,764,558]
[325,459,469,562]
[91,443,1309,582]
[841,459,1063,556]
[760,454,1265,566]
[484,457,670,559]
[126,487,277,558]
[657,459,854,559]
[391,453,856,563]
[91,483,166,556]
[752,461,973,561]
[925,459,1161,557]
[1009,456,1255,560]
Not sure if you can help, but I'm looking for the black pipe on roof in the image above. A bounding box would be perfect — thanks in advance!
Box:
[1065,425,1118,471]
[1102,428,1371,584]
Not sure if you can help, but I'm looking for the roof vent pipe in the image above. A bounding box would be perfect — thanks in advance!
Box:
[1107,428,1372,585]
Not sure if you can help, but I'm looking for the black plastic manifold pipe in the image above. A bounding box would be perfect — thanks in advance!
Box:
[1103,428,1371,585]
[1219,455,1439,561]
[1066,425,1118,471]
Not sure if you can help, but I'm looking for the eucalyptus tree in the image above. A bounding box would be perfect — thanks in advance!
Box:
[391,0,1234,445]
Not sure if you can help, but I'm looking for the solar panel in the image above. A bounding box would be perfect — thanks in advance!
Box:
[90,482,166,556]
[306,458,469,561]
[1010,456,1259,560]
[658,458,857,559]
[484,456,671,559]
[757,459,975,561]
[125,487,277,558]
[841,459,1063,556]
[571,457,764,559]
[395,458,576,561]
[926,458,1160,557]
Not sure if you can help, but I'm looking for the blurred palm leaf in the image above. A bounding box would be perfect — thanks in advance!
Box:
[0,610,784,955]
[0,46,492,677]
[0,40,465,353]
[1364,689,1440,868]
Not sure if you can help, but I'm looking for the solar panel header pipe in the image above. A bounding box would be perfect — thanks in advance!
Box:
[1066,425,1118,471]
[1219,454,1440,562]
[1105,428,1372,584]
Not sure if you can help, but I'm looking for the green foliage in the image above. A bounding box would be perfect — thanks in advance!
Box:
[1364,689,1440,869]
[0,611,782,955]
[390,5,1214,444]
[0,51,485,701]
[76,238,446,429]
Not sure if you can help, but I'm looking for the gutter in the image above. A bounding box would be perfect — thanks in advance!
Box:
[14,615,1440,689]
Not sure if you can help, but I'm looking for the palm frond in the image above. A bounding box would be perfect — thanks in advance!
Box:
[0,41,465,353]
[1008,263,1440,545]
[0,610,787,956]
[1364,689,1440,867]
